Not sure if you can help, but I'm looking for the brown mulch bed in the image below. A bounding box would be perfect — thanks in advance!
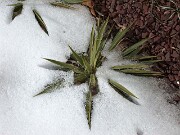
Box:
[93,0,180,92]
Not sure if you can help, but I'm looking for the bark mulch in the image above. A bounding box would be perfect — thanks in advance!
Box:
[93,0,180,92]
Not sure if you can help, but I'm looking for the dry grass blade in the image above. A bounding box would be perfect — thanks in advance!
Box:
[33,9,49,35]
[50,2,76,9]
[108,79,137,98]
[10,3,23,21]
[112,64,149,70]
[85,91,93,129]
[44,58,82,73]
[82,0,96,17]
[122,38,148,57]
[34,79,64,97]
[64,0,83,4]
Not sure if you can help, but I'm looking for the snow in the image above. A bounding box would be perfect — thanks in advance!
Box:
[0,0,179,135]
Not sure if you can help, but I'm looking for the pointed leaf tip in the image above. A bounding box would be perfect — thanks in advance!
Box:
[85,91,93,129]
[11,3,23,21]
[122,38,148,57]
[34,79,64,97]
[43,58,82,73]
[33,9,49,35]
[108,79,138,98]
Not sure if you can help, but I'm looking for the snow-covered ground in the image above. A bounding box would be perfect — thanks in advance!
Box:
[0,0,179,135]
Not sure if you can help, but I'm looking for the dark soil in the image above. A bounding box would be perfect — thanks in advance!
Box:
[93,0,180,92]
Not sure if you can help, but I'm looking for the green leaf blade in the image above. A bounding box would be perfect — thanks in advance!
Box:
[34,79,64,97]
[44,58,81,73]
[137,56,157,61]
[33,9,49,35]
[112,64,149,70]
[89,26,95,67]
[64,0,83,4]
[122,38,148,57]
[141,60,163,64]
[108,79,138,98]
[85,91,93,129]
[11,3,23,21]
[96,17,109,51]
[69,46,84,67]
[119,69,163,77]
[109,26,130,51]
[50,2,76,9]
[82,55,91,73]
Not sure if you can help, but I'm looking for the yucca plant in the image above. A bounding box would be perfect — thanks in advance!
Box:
[34,18,163,129]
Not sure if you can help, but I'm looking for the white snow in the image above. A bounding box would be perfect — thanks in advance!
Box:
[0,0,179,135]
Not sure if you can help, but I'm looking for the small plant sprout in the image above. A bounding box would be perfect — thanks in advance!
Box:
[34,18,163,129]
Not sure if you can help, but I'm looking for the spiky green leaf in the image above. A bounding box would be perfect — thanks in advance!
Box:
[34,79,64,97]
[82,55,91,73]
[109,24,131,51]
[85,91,93,129]
[126,56,162,64]
[11,3,23,20]
[123,48,141,59]
[137,56,157,61]
[50,2,76,9]
[141,60,163,64]
[44,58,81,73]
[8,3,22,6]
[109,79,137,98]
[69,46,84,67]
[33,9,49,35]
[64,0,83,4]
[122,38,148,57]
[119,69,163,77]
[96,17,101,31]
[96,17,109,51]
[89,26,96,67]
[112,64,149,70]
